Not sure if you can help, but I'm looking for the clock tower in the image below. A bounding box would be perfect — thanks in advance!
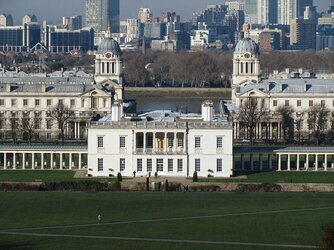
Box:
[94,28,123,85]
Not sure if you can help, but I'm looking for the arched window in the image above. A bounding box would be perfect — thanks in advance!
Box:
[101,62,105,74]
[91,91,98,109]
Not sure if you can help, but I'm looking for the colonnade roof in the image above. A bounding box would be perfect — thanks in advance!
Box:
[274,147,334,154]
[0,145,87,152]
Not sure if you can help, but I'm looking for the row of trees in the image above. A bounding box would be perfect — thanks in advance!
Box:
[236,98,332,145]
[3,103,74,145]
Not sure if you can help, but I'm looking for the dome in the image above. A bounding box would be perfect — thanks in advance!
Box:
[97,37,122,56]
[234,38,259,55]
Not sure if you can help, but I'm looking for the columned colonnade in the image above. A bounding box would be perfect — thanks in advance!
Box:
[234,122,282,140]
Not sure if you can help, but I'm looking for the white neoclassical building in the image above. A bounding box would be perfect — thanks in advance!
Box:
[232,37,334,142]
[88,101,233,178]
[0,29,126,142]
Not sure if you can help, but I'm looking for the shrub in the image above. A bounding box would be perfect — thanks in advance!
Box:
[165,180,169,191]
[146,177,149,191]
[193,171,198,182]
[237,183,282,192]
[117,172,122,182]
[41,181,109,192]
[322,223,334,250]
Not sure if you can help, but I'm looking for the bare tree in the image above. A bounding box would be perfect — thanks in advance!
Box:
[20,111,41,145]
[307,104,329,145]
[276,105,294,144]
[236,97,268,146]
[8,111,19,144]
[50,103,75,145]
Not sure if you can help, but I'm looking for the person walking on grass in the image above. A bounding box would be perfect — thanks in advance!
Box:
[98,214,101,224]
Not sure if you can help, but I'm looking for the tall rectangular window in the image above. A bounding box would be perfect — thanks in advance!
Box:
[285,100,289,106]
[70,99,76,107]
[147,159,152,172]
[297,100,301,107]
[177,159,183,172]
[321,100,326,107]
[120,158,125,171]
[195,159,200,172]
[273,100,277,107]
[35,99,40,107]
[137,159,143,172]
[47,99,52,107]
[157,159,163,172]
[97,136,104,148]
[119,136,126,148]
[98,158,103,172]
[0,99,4,106]
[216,137,223,149]
[23,99,28,106]
[217,159,222,172]
[11,99,17,107]
[195,137,201,148]
[168,159,173,172]
[309,100,313,107]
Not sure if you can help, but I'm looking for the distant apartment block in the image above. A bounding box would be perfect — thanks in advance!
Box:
[0,14,13,26]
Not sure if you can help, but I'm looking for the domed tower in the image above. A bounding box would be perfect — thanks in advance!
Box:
[95,29,123,85]
[232,38,260,86]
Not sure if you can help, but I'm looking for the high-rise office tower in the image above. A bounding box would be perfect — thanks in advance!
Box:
[85,0,120,33]
[278,0,313,25]
[138,8,152,23]
[244,0,258,24]
[0,14,13,26]
[296,0,313,18]
[257,0,278,25]
[22,14,37,25]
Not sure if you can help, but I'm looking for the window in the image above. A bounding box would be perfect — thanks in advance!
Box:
[47,133,51,139]
[217,137,223,149]
[177,159,183,172]
[168,137,173,148]
[297,100,301,107]
[195,137,201,148]
[177,137,183,147]
[81,99,85,108]
[46,120,52,129]
[147,159,152,172]
[58,99,64,106]
[137,159,143,172]
[11,99,17,107]
[120,158,125,171]
[103,98,107,108]
[157,159,163,172]
[70,99,76,107]
[35,99,40,107]
[47,99,52,107]
[321,100,326,107]
[97,136,104,148]
[217,159,222,172]
[119,136,126,148]
[168,159,173,172]
[195,159,200,172]
[0,99,4,106]
[332,100,334,107]
[284,100,289,106]
[273,100,277,107]
[23,99,28,106]
[98,158,103,171]
[309,100,313,107]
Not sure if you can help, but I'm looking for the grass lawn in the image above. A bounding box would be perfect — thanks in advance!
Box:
[0,170,76,182]
[0,192,334,249]
[200,171,334,184]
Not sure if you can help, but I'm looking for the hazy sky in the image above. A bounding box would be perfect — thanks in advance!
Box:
[0,0,331,24]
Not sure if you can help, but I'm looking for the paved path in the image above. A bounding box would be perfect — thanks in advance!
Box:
[0,231,319,249]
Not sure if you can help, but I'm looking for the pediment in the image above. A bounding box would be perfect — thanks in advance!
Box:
[81,87,111,97]
[99,79,120,87]
[239,88,269,98]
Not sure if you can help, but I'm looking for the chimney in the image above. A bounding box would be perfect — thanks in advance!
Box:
[285,68,290,74]
[6,84,11,92]
[201,100,214,122]
[40,83,46,92]
[111,101,123,122]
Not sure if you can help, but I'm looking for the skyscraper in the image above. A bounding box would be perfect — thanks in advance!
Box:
[85,0,120,33]
[278,0,313,25]
[257,0,278,25]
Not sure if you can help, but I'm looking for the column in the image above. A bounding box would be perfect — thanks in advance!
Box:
[50,153,54,169]
[4,153,6,170]
[269,154,273,170]
[77,122,80,139]
[296,154,300,171]
[32,153,35,169]
[241,154,245,170]
[153,132,156,153]
[143,132,146,153]
[164,133,167,153]
[287,154,291,171]
[305,154,309,170]
[41,153,44,169]
[270,123,273,139]
[134,132,137,153]
[60,153,63,170]
[69,153,72,170]
[259,123,262,139]
[324,154,328,171]
[315,154,318,171]
[22,153,25,170]
[259,154,263,171]
[78,153,82,169]
[174,133,177,152]
[183,132,186,153]
[278,154,281,171]
[74,122,77,139]
[13,153,16,169]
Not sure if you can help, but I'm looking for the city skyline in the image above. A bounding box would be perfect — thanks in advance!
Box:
[0,0,330,24]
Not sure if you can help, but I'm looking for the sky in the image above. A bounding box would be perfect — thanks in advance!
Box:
[0,0,331,24]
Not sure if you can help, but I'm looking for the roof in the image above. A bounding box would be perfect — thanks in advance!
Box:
[274,147,334,154]
[0,145,87,152]
[234,38,259,55]
[97,37,122,56]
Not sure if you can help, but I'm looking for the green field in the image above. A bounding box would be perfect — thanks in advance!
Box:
[0,170,76,182]
[0,192,334,249]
